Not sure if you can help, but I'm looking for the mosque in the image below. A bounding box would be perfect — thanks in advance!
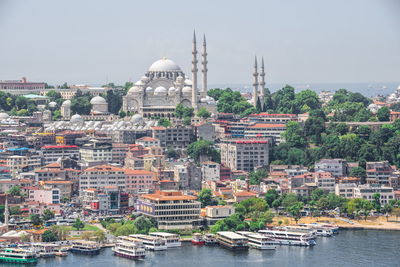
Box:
[122,32,216,118]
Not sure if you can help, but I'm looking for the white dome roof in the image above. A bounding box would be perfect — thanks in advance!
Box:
[154,86,167,96]
[70,114,83,123]
[140,76,149,83]
[146,87,153,92]
[90,96,107,105]
[149,58,182,72]
[182,86,192,94]
[62,100,71,107]
[48,101,57,108]
[131,114,144,124]
[135,80,144,86]
[184,79,192,86]
[168,87,176,93]
[0,113,9,120]
[129,86,142,93]
[176,75,184,83]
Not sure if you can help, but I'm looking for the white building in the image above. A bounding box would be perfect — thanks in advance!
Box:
[201,161,220,182]
[79,165,125,194]
[315,159,347,177]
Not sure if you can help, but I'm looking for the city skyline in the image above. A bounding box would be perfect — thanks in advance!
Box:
[0,0,399,86]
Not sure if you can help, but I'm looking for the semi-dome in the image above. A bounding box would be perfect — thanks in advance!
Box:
[184,79,192,86]
[0,113,10,120]
[48,101,57,108]
[70,114,83,123]
[61,100,71,107]
[154,86,167,96]
[176,75,184,83]
[140,76,149,83]
[148,58,181,72]
[131,114,144,124]
[90,96,107,105]
[168,87,176,93]
[182,86,192,94]
[129,86,142,93]
[146,87,153,92]
[135,80,144,86]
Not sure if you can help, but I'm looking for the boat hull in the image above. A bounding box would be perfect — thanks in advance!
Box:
[114,251,145,260]
[191,240,205,245]
[0,256,38,264]
[70,248,101,255]
[218,241,249,250]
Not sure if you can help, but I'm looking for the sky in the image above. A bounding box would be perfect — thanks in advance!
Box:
[0,0,399,87]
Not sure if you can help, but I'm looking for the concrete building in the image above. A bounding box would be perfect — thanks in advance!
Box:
[136,190,201,230]
[79,165,125,194]
[315,159,347,177]
[314,171,336,193]
[136,137,161,148]
[41,145,79,165]
[366,161,394,185]
[201,161,220,182]
[354,184,395,204]
[124,169,156,194]
[80,142,112,164]
[0,77,45,95]
[152,125,195,150]
[27,187,61,204]
[220,139,269,172]
[204,205,235,225]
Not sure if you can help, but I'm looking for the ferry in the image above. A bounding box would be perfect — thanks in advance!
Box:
[297,224,334,237]
[0,248,38,264]
[191,233,205,245]
[236,231,276,250]
[259,229,316,246]
[215,231,249,250]
[113,237,146,260]
[310,223,339,234]
[31,243,57,258]
[129,234,167,251]
[70,240,101,255]
[278,225,318,237]
[55,249,68,257]
[204,233,217,245]
[149,232,181,248]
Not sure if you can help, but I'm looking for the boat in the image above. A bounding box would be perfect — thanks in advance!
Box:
[215,231,249,250]
[70,240,101,255]
[191,233,205,245]
[204,233,217,245]
[129,234,167,251]
[0,248,38,264]
[113,237,146,260]
[31,243,57,258]
[278,225,318,238]
[55,250,68,257]
[298,224,334,237]
[149,232,181,248]
[259,229,316,246]
[236,231,276,250]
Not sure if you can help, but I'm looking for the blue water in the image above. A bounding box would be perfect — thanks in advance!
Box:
[6,230,399,267]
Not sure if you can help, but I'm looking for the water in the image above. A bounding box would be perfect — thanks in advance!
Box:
[12,230,400,267]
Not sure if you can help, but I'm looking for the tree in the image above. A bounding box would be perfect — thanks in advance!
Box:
[198,188,218,208]
[166,147,179,159]
[30,214,43,227]
[42,209,55,221]
[8,186,21,196]
[281,193,298,209]
[350,167,366,180]
[133,216,154,234]
[42,230,59,242]
[282,121,306,148]
[175,104,194,118]
[114,223,137,236]
[158,118,171,127]
[377,107,390,122]
[105,90,123,114]
[187,140,220,163]
[197,107,211,119]
[372,193,381,212]
[382,204,393,222]
[249,169,268,185]
[288,202,304,224]
[72,219,85,231]
[311,188,326,202]
[265,189,279,207]
[183,116,191,125]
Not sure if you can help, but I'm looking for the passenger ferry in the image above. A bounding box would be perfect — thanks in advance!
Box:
[70,240,101,255]
[113,237,146,260]
[31,243,57,258]
[149,232,181,248]
[298,224,334,237]
[310,223,339,234]
[236,231,276,250]
[215,231,249,250]
[278,225,318,237]
[0,248,38,264]
[129,234,167,251]
[204,233,217,245]
[191,233,205,245]
[259,229,316,246]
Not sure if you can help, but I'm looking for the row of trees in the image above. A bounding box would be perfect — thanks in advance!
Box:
[101,215,155,236]
[0,91,38,116]
[208,88,256,117]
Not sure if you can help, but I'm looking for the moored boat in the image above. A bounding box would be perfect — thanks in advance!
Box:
[204,233,217,245]
[113,237,146,260]
[259,229,316,246]
[191,233,205,245]
[149,232,181,248]
[129,234,167,251]
[0,248,38,264]
[236,231,276,250]
[215,231,249,250]
[70,240,101,255]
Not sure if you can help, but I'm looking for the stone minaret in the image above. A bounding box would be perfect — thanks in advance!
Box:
[252,56,259,107]
[192,31,198,110]
[202,34,208,95]
[4,194,9,226]
[259,56,266,106]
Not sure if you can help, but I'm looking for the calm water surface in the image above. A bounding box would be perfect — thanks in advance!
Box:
[7,230,399,267]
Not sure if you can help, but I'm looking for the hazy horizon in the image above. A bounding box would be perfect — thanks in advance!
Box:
[0,0,399,86]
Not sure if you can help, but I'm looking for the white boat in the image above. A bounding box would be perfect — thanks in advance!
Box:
[298,224,334,237]
[31,243,57,258]
[236,231,276,250]
[215,231,249,250]
[113,237,146,260]
[259,229,316,246]
[129,234,167,251]
[204,233,217,245]
[149,232,181,248]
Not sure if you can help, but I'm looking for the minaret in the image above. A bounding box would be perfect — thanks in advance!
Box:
[4,194,9,226]
[252,56,259,107]
[201,34,208,95]
[259,57,266,106]
[191,31,198,110]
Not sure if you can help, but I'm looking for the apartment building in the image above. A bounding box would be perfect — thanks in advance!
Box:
[136,190,201,230]
[219,139,269,172]
[201,161,221,182]
[27,187,61,204]
[354,184,395,204]
[244,123,287,144]
[124,169,156,194]
[314,171,336,193]
[152,125,194,150]
[41,145,79,165]
[366,161,394,185]
[80,142,112,164]
[315,159,347,177]
[79,165,125,194]
[136,137,161,148]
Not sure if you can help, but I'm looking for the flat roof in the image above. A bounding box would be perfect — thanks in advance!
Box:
[217,231,247,240]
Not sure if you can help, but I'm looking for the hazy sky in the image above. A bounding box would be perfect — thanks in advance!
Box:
[0,0,399,86]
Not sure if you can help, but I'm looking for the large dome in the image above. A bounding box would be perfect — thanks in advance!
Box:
[154,86,167,96]
[0,113,9,120]
[62,100,71,107]
[70,114,83,124]
[90,96,107,105]
[148,58,181,72]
